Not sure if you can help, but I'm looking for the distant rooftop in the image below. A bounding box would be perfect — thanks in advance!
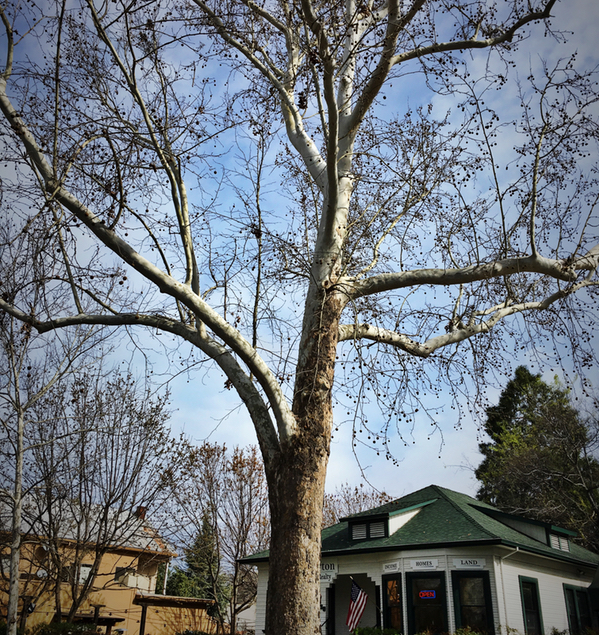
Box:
[0,495,174,556]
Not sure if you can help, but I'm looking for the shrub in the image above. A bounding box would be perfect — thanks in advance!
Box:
[28,622,98,635]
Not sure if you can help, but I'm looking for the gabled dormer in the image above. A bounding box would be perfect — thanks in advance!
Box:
[345,498,437,542]
[348,515,388,541]
[548,526,576,552]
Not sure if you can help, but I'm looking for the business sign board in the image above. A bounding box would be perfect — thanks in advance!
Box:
[320,561,338,582]
[419,590,437,599]
[410,559,439,570]
[453,558,486,569]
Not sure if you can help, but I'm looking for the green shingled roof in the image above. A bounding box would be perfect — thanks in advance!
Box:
[242,485,599,567]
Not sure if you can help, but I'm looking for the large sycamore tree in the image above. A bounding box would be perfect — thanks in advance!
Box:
[1,0,598,632]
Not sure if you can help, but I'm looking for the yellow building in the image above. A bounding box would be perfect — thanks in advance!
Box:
[0,507,218,635]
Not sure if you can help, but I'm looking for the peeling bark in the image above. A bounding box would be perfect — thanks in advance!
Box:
[264,287,343,635]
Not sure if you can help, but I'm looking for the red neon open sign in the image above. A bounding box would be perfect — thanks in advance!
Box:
[419,590,436,599]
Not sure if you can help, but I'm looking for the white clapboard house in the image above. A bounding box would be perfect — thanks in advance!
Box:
[243,485,599,635]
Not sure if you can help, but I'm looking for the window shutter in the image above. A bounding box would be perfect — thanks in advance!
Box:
[550,534,570,551]
[370,521,385,538]
[352,523,367,540]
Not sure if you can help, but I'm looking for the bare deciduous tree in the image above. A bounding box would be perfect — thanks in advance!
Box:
[0,236,98,635]
[167,443,269,634]
[0,0,598,633]
[25,371,175,621]
[0,300,173,634]
[322,482,392,528]
[0,332,85,635]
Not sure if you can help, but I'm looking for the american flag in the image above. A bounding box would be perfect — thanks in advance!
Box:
[346,579,368,632]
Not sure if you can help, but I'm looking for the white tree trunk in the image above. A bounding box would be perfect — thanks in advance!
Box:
[7,409,24,635]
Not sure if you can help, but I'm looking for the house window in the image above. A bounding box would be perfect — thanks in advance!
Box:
[78,564,93,585]
[407,572,447,635]
[452,571,494,634]
[564,585,592,635]
[0,555,10,579]
[114,567,129,582]
[383,573,402,631]
[519,576,544,635]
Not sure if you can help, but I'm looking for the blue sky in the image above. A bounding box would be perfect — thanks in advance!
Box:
[142,0,599,506]
[128,0,599,503]
[4,0,598,504]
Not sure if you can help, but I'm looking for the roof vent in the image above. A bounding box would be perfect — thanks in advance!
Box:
[350,519,387,541]
[352,523,367,540]
[550,534,570,552]
[370,521,385,538]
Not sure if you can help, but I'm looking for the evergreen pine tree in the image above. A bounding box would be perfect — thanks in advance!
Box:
[475,366,599,550]
[164,514,231,610]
